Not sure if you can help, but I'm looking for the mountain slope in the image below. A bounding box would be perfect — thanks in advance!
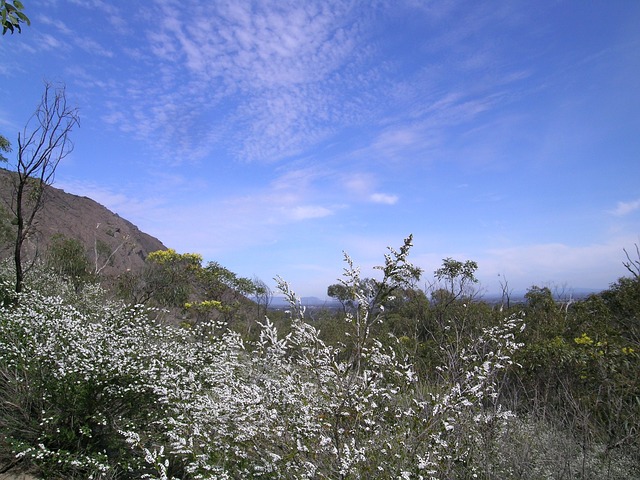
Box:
[0,168,167,276]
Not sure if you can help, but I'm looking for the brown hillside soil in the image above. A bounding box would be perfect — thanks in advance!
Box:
[0,473,38,480]
[0,167,166,277]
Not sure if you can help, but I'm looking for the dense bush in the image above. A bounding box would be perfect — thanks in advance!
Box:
[0,239,639,479]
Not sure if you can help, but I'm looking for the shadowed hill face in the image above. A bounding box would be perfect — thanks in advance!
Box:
[0,168,167,278]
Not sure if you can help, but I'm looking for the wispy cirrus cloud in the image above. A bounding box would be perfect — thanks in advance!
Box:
[35,16,113,57]
[74,37,114,58]
[67,0,128,32]
[610,199,640,216]
[53,0,533,169]
[288,205,334,221]
[341,172,399,205]
[91,0,370,164]
[370,193,399,205]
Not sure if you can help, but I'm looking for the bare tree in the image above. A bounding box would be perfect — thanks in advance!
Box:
[252,277,273,319]
[10,83,79,292]
[498,273,513,311]
[623,243,640,279]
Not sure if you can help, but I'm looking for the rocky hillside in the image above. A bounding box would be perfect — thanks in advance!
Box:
[0,168,167,277]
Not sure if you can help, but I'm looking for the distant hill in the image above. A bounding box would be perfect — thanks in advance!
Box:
[269,296,339,310]
[0,168,167,277]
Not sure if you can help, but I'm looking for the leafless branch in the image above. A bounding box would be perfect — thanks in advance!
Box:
[11,82,79,292]
[622,244,640,279]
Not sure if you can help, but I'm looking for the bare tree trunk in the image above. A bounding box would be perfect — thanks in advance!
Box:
[13,180,25,293]
[10,82,79,293]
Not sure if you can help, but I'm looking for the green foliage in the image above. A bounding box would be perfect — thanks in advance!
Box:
[199,260,257,302]
[327,281,355,312]
[1,0,29,35]
[511,276,640,466]
[145,249,201,307]
[525,285,555,312]
[115,250,258,337]
[117,249,201,307]
[45,234,92,290]
[600,276,640,344]
[434,257,478,299]
[0,134,10,162]
[0,204,13,249]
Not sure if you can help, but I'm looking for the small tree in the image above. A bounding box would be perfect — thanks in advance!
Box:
[327,281,363,314]
[9,83,79,293]
[434,257,479,302]
[135,249,202,307]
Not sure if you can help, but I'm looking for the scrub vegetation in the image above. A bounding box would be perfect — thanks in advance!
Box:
[0,235,638,479]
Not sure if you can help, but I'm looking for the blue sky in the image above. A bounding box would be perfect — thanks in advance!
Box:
[1,0,639,299]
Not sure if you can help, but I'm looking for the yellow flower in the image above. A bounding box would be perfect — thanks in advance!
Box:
[574,333,593,346]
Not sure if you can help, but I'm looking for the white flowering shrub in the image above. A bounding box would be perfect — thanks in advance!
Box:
[0,240,528,479]
[0,271,181,477]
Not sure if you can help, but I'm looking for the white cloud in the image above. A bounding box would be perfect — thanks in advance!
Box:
[36,15,73,36]
[288,205,334,221]
[374,128,419,150]
[74,37,114,58]
[99,0,367,164]
[38,33,65,51]
[477,239,633,292]
[343,173,375,195]
[338,173,398,205]
[370,193,398,205]
[610,199,640,216]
